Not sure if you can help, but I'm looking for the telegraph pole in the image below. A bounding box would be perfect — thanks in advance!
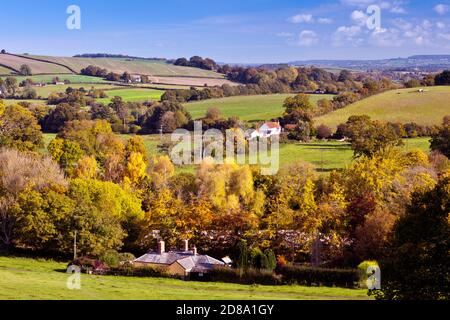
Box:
[73,230,77,261]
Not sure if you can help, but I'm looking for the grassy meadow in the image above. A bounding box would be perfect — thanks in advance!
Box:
[33,84,120,98]
[0,256,370,300]
[316,86,450,129]
[185,94,334,121]
[96,88,165,104]
[0,74,110,84]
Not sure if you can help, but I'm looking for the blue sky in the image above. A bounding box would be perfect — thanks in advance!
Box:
[1,0,450,63]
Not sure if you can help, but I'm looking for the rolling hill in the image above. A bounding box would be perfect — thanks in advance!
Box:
[0,54,72,74]
[0,53,235,87]
[185,94,334,121]
[315,86,450,129]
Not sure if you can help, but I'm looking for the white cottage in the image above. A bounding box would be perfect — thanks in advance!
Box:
[249,122,282,139]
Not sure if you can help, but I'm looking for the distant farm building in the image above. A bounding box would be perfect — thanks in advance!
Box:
[249,122,282,140]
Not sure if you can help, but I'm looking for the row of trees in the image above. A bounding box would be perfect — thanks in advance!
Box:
[80,65,151,84]
[173,56,218,71]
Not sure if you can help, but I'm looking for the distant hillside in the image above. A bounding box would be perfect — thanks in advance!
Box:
[315,86,450,129]
[0,52,236,87]
[290,55,450,72]
[74,53,166,61]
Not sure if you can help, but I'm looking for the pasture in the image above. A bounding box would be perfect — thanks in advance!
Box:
[1,74,110,84]
[33,84,119,98]
[96,88,165,104]
[316,86,450,129]
[0,65,14,75]
[184,94,334,121]
[0,256,370,300]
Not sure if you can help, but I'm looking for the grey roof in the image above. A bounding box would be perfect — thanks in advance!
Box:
[134,250,225,271]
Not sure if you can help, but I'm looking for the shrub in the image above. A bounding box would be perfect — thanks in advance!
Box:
[118,252,136,263]
[100,250,120,268]
[276,265,360,288]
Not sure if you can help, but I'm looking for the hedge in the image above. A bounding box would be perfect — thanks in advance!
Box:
[205,267,282,285]
[276,265,361,288]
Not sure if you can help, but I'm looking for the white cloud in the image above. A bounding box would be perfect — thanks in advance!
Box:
[294,30,319,46]
[434,4,450,15]
[392,18,413,31]
[288,14,314,23]
[318,18,333,24]
[437,22,446,29]
[333,25,364,46]
[341,0,406,13]
[351,10,369,26]
[369,27,403,47]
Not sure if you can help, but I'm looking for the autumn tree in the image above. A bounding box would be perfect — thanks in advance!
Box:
[342,115,403,157]
[372,176,450,300]
[48,138,84,174]
[430,117,450,158]
[0,104,43,151]
[0,149,67,247]
[283,93,315,125]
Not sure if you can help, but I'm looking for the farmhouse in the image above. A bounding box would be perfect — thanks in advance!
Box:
[249,122,282,139]
[134,240,225,277]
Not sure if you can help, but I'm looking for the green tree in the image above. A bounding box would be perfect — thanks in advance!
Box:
[19,64,32,76]
[283,93,315,124]
[343,115,403,157]
[68,178,144,256]
[48,138,84,174]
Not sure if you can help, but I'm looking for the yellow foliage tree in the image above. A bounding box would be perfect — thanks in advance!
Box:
[75,156,98,180]
[125,152,147,185]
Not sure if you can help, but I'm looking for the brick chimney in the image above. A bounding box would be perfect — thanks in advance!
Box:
[183,239,189,252]
[157,240,165,254]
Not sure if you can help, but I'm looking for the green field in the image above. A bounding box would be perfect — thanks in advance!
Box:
[185,94,334,121]
[33,84,119,98]
[0,256,369,300]
[97,88,165,104]
[316,86,450,129]
[0,65,14,75]
[1,74,110,84]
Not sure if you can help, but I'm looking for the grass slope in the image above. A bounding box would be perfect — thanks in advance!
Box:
[185,94,334,122]
[0,74,110,84]
[34,84,119,98]
[26,55,224,78]
[316,86,450,129]
[0,256,369,300]
[0,65,14,75]
[97,88,165,104]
